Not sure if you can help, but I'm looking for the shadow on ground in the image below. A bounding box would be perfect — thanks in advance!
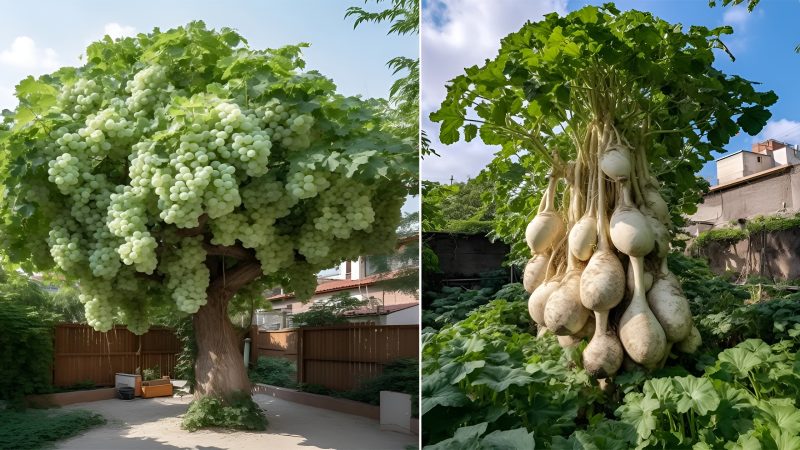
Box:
[55,393,414,450]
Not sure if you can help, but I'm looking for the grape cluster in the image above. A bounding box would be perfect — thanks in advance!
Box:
[79,280,115,332]
[107,187,159,274]
[47,219,85,273]
[313,179,375,238]
[58,78,104,120]
[47,153,81,193]
[160,236,210,314]
[126,65,170,115]
[286,170,331,200]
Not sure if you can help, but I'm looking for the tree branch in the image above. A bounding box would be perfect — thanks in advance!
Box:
[203,243,256,262]
[176,214,209,237]
[135,271,164,283]
[208,261,264,300]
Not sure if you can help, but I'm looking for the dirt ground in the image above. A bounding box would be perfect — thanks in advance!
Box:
[56,394,417,450]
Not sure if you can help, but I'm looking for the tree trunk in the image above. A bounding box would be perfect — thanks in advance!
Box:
[192,289,250,399]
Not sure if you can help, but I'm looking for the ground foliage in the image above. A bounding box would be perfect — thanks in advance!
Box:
[248,356,297,388]
[422,253,800,449]
[0,268,57,406]
[181,390,267,432]
[0,408,105,449]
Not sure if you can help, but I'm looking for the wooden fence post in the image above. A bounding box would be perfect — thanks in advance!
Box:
[297,328,304,386]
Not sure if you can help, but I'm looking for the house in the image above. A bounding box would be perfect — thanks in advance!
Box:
[342,302,419,325]
[686,139,800,235]
[254,235,419,329]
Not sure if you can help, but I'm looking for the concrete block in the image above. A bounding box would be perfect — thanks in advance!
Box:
[380,390,412,434]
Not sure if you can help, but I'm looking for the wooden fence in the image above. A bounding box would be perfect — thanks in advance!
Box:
[53,324,180,387]
[251,324,419,391]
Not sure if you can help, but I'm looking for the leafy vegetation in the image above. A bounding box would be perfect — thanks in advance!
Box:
[0,408,105,449]
[422,282,526,331]
[181,390,267,432]
[0,289,55,407]
[346,0,419,152]
[249,357,297,388]
[691,213,800,251]
[291,292,369,327]
[142,365,162,382]
[421,262,800,448]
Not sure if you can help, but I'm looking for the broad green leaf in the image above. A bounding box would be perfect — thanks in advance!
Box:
[421,372,469,415]
[472,365,532,392]
[425,423,487,450]
[673,376,720,416]
[480,428,536,449]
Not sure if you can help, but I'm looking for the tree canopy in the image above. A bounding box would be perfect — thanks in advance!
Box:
[0,21,416,334]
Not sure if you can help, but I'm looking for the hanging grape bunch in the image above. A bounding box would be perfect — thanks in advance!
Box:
[431,5,777,377]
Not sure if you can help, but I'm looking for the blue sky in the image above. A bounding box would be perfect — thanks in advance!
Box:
[422,0,800,186]
[0,0,419,213]
[0,1,415,105]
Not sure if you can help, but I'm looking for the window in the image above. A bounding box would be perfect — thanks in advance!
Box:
[757,156,762,162]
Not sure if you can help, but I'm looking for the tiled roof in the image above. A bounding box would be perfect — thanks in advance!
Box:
[342,302,419,316]
[267,270,405,301]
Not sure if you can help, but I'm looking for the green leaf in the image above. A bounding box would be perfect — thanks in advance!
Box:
[480,428,536,449]
[758,400,800,436]
[464,124,478,142]
[421,372,469,415]
[426,423,487,450]
[673,376,720,416]
[616,393,659,440]
[737,106,772,135]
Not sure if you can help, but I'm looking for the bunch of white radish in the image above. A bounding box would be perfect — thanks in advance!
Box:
[523,121,700,378]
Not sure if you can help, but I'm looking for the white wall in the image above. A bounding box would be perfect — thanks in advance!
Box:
[385,305,419,325]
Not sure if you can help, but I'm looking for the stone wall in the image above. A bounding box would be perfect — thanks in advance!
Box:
[693,228,800,280]
[423,232,510,278]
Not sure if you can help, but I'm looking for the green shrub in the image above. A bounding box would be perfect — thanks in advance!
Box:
[692,227,748,249]
[342,358,419,411]
[182,391,267,431]
[443,219,494,235]
[692,213,800,252]
[172,317,197,393]
[0,301,54,406]
[249,357,297,388]
[0,408,105,449]
[299,383,336,396]
[142,365,161,381]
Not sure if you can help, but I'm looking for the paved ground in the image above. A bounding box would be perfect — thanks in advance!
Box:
[57,394,417,450]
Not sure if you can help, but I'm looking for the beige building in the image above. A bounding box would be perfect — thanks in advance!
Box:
[716,139,800,185]
[254,236,419,329]
[686,139,800,235]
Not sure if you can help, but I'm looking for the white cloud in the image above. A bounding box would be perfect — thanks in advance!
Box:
[723,5,751,29]
[0,85,17,111]
[0,36,59,70]
[104,22,136,40]
[755,118,800,145]
[421,0,566,183]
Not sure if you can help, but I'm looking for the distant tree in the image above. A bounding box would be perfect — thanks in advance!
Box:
[291,292,368,327]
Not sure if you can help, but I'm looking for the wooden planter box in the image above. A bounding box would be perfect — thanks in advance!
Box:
[141,378,173,398]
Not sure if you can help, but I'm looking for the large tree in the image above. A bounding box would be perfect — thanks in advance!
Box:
[0,22,414,417]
